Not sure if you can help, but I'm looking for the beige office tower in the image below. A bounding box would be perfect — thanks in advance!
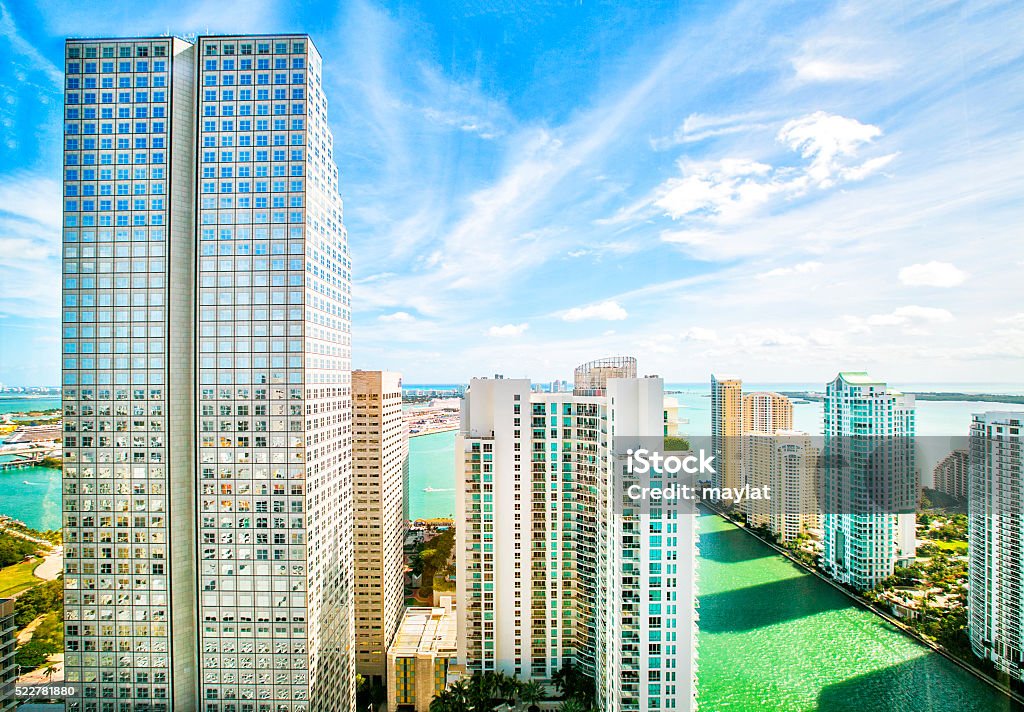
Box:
[63,34,355,712]
[352,371,408,682]
[742,392,793,434]
[711,374,742,489]
[456,358,698,712]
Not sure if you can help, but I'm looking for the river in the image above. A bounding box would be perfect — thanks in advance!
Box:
[696,506,1012,710]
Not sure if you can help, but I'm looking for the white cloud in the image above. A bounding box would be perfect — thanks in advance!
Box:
[651,111,772,149]
[654,158,779,223]
[562,300,628,322]
[757,261,823,279]
[646,112,896,230]
[898,261,968,288]
[488,323,529,337]
[792,37,897,84]
[378,311,416,322]
[777,111,896,188]
[681,327,718,342]
[863,305,954,327]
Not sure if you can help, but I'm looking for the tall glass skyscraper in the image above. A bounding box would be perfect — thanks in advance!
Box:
[62,34,353,712]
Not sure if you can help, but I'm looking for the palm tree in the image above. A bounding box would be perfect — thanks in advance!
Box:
[493,672,520,706]
[431,681,470,712]
[559,699,587,712]
[519,680,545,712]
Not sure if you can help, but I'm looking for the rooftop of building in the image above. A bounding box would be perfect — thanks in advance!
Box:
[389,599,457,659]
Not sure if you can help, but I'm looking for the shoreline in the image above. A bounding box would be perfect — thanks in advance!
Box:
[408,425,458,439]
[700,501,1024,708]
[776,391,1024,404]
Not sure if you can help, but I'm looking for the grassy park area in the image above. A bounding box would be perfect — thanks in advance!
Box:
[0,558,43,598]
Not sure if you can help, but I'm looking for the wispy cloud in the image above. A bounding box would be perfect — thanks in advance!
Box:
[488,323,529,337]
[650,111,773,149]
[561,301,628,322]
[898,261,968,288]
[791,36,897,84]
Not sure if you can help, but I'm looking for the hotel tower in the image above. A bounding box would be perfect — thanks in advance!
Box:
[61,34,354,711]
[455,358,698,712]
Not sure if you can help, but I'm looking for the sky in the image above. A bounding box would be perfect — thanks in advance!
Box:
[1,0,1022,386]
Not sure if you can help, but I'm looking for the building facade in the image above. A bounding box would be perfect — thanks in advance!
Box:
[821,372,916,591]
[933,449,969,500]
[770,431,820,542]
[455,359,697,712]
[352,371,407,681]
[62,36,199,712]
[386,598,458,712]
[710,375,742,490]
[62,34,355,712]
[0,598,16,712]
[968,412,1024,681]
[741,392,793,434]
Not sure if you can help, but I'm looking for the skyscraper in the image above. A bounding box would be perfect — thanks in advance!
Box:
[739,393,799,533]
[742,392,793,434]
[968,412,1024,681]
[821,372,916,591]
[352,371,407,682]
[62,34,354,711]
[62,36,199,712]
[455,358,697,712]
[933,449,969,500]
[710,374,742,490]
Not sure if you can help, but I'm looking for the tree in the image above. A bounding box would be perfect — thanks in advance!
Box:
[551,663,595,708]
[519,680,545,712]
[664,436,691,451]
[559,699,589,712]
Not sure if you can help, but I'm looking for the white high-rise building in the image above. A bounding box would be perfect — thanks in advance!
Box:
[455,358,697,712]
[62,34,354,712]
[821,372,916,591]
[968,412,1024,681]
[352,371,407,681]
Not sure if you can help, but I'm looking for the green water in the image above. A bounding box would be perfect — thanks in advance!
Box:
[0,465,62,530]
[696,507,1012,711]
[407,430,457,519]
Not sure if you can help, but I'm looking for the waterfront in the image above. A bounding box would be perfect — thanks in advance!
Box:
[696,507,1011,710]
[407,430,457,519]
[0,465,62,531]
[0,397,61,414]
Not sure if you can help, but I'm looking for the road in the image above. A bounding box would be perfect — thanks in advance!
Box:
[32,547,63,581]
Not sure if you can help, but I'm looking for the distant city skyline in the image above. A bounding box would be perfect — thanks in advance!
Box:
[2,1,1024,385]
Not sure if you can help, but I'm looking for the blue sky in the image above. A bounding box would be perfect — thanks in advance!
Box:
[1,0,1023,385]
